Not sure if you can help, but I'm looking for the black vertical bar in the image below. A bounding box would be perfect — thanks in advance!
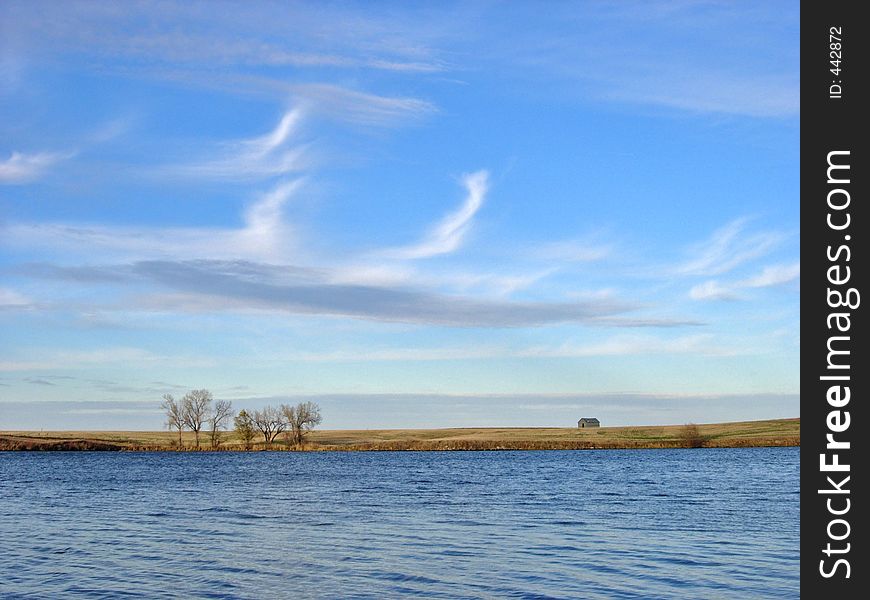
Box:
[802,2,866,596]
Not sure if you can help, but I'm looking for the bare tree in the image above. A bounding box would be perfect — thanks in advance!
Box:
[282,401,323,446]
[161,394,184,447]
[209,399,234,449]
[253,405,288,445]
[234,410,256,450]
[182,389,213,449]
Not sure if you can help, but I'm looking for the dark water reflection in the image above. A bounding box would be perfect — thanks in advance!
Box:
[0,448,798,598]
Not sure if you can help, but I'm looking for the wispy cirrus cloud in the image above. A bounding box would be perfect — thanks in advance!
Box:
[742,262,801,288]
[290,83,437,127]
[383,170,489,259]
[689,280,738,301]
[435,268,558,297]
[2,1,447,75]
[690,261,800,302]
[169,109,307,180]
[677,218,786,277]
[0,118,129,184]
[99,30,442,73]
[0,151,72,184]
[3,179,303,263]
[599,68,798,119]
[478,2,798,118]
[89,70,438,129]
[0,287,31,307]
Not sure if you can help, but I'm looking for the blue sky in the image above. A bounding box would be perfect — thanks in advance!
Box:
[0,1,799,429]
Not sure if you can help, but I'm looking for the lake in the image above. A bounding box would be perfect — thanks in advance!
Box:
[0,448,798,598]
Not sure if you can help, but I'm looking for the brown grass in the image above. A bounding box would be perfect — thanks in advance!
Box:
[0,418,799,452]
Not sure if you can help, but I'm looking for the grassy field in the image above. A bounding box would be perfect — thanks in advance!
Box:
[0,418,799,451]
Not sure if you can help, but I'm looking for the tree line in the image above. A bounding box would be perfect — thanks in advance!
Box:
[161,389,321,450]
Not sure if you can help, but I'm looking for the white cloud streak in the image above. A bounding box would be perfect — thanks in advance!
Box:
[291,83,437,127]
[2,1,447,75]
[243,110,300,158]
[601,69,799,119]
[677,218,785,277]
[384,170,489,259]
[171,109,306,180]
[690,261,800,302]
[742,262,801,288]
[3,179,302,262]
[0,287,31,307]
[689,280,739,302]
[0,151,71,184]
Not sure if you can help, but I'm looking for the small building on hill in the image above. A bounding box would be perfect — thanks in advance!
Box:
[577,418,600,428]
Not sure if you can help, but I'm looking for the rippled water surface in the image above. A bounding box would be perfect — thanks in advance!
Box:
[0,448,798,598]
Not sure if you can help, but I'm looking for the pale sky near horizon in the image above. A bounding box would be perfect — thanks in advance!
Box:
[1,1,799,430]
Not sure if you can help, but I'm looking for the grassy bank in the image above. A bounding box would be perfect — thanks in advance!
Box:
[0,418,799,451]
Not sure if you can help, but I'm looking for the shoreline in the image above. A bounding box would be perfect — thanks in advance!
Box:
[1,418,799,452]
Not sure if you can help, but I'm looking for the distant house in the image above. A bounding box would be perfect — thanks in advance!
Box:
[577,418,600,428]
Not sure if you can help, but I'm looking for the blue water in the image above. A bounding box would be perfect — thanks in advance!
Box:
[0,448,798,598]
